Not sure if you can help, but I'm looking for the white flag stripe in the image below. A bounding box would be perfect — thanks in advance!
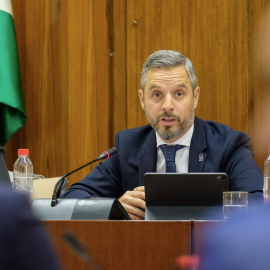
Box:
[0,0,13,16]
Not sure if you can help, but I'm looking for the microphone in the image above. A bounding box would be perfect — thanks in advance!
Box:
[63,231,103,270]
[51,147,117,207]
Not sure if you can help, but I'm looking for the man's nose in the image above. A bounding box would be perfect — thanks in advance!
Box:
[162,94,174,111]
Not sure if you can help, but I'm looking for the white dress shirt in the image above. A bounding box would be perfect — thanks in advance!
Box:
[156,124,194,173]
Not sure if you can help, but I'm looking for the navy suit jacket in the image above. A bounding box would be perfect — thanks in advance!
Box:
[62,117,263,202]
[0,185,61,269]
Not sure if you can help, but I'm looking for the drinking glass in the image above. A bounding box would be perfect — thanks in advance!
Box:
[223,191,248,219]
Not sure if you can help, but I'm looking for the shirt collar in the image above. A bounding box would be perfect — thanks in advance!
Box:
[156,124,194,147]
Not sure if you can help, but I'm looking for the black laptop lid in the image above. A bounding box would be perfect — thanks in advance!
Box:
[145,173,229,207]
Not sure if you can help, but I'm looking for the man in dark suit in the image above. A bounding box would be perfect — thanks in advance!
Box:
[0,145,11,186]
[62,50,263,220]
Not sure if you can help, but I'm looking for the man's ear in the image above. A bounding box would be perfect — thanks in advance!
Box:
[138,89,145,110]
[193,86,200,109]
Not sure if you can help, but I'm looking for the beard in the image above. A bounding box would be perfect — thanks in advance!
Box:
[145,108,195,141]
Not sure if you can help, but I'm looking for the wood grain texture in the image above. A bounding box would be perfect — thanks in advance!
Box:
[5,0,111,185]
[45,220,191,270]
[111,0,128,139]
[248,0,270,169]
[4,0,269,186]
[126,0,248,132]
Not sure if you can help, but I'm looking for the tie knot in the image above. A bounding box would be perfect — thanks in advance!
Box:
[159,144,185,162]
[159,144,185,173]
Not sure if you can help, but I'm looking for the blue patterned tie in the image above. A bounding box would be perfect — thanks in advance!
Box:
[159,144,185,173]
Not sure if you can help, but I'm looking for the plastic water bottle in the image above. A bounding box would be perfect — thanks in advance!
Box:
[263,146,270,202]
[13,149,34,204]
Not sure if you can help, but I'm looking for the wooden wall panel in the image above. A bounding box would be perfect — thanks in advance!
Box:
[4,0,270,186]
[248,0,270,169]
[111,0,127,137]
[125,0,249,133]
[5,0,111,185]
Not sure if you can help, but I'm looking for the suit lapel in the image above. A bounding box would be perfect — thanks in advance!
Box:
[139,130,157,186]
[188,117,208,172]
[138,117,208,183]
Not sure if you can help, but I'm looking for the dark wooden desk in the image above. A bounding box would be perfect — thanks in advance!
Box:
[193,221,222,255]
[45,221,191,270]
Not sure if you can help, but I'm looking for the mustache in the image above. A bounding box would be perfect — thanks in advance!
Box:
[156,112,181,121]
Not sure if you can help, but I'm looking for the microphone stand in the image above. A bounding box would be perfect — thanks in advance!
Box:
[63,231,103,270]
[51,147,117,207]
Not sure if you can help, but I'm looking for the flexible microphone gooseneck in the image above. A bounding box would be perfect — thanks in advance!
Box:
[63,231,103,270]
[51,147,118,207]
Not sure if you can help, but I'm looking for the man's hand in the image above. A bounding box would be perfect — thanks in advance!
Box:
[119,186,145,220]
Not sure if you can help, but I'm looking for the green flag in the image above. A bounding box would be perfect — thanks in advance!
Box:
[0,0,26,145]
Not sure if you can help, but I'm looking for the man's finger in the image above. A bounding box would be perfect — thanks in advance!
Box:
[132,191,145,200]
[121,197,146,213]
[133,186,145,192]
[122,190,145,200]
[123,203,145,218]
[129,213,144,220]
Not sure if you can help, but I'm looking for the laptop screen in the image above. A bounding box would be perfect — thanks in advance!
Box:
[144,173,229,220]
[145,173,229,207]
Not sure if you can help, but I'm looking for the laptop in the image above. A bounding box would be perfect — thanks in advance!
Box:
[144,172,229,220]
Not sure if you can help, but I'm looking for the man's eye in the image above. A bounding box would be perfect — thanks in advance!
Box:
[176,92,183,97]
[153,92,161,98]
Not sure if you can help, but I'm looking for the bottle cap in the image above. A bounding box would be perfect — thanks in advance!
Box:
[18,149,29,156]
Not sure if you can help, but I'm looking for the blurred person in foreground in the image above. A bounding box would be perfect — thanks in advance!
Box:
[62,49,263,219]
[199,205,270,270]
[199,6,270,270]
[0,147,61,269]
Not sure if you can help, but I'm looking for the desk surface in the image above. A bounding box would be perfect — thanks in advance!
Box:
[45,220,191,270]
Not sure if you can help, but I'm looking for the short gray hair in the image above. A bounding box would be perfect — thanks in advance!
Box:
[141,50,197,91]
